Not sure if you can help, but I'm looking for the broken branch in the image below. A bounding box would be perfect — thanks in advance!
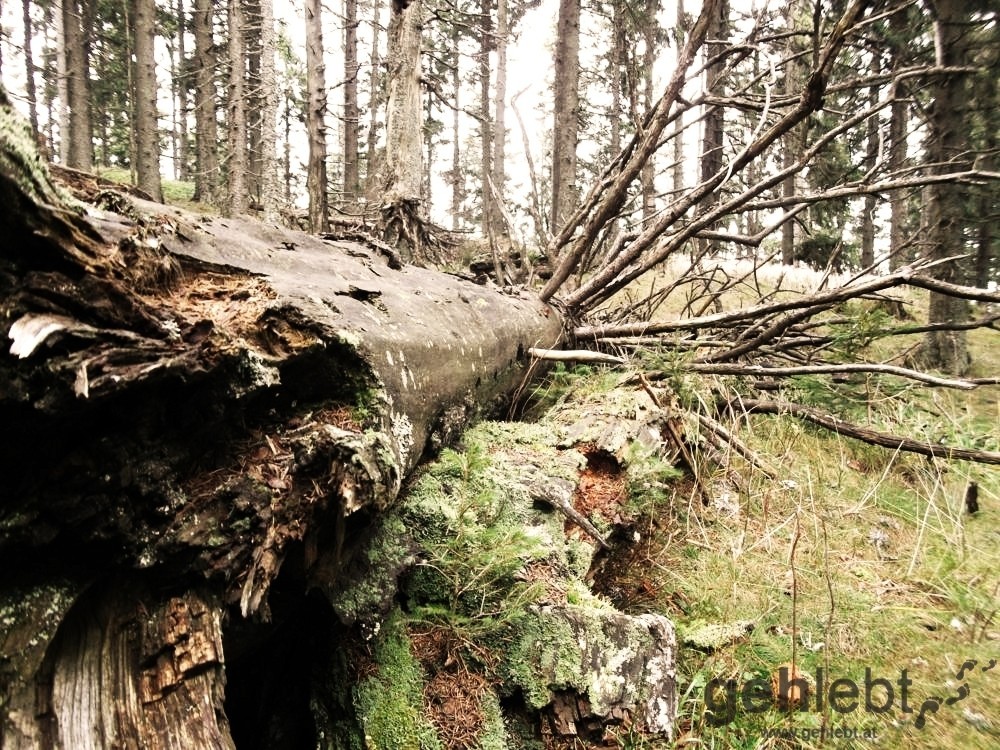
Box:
[723,398,1000,466]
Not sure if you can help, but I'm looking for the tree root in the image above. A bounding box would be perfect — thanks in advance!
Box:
[380,197,445,265]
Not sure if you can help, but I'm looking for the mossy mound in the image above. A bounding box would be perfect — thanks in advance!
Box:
[339,376,684,747]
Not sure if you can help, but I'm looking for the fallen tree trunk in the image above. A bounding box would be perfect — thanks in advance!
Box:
[0,92,562,748]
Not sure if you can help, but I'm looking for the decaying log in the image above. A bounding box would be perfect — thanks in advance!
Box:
[0,98,563,747]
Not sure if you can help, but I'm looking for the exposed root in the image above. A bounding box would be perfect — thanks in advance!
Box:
[380,198,442,265]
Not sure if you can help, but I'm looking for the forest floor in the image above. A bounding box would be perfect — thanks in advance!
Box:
[575,278,1000,749]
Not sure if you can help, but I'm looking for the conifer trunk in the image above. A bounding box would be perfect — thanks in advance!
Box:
[304,0,329,232]
[551,0,580,237]
[226,0,249,215]
[133,0,163,202]
[192,0,220,205]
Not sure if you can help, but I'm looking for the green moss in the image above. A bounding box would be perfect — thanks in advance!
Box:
[398,428,552,636]
[504,609,582,708]
[353,612,442,750]
[0,89,74,210]
[329,514,416,625]
[350,378,686,737]
[477,689,510,750]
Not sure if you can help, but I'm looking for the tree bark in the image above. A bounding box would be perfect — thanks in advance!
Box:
[304,0,329,232]
[887,4,910,271]
[972,22,998,289]
[365,0,383,196]
[133,0,163,202]
[245,0,264,207]
[550,0,580,237]
[491,0,511,255]
[21,0,39,140]
[922,0,971,374]
[640,0,658,226]
[450,25,463,230]
[382,0,429,259]
[56,0,70,163]
[383,0,423,203]
[258,0,281,222]
[62,0,93,170]
[780,1,799,266]
[343,0,361,209]
[609,0,623,164]
[479,0,494,240]
[192,0,219,205]
[859,51,879,269]
[671,0,687,209]
[699,0,728,256]
[226,0,249,216]
[174,0,190,182]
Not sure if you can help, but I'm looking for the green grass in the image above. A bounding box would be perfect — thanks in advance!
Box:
[617,420,999,748]
[598,289,1000,749]
[96,166,207,210]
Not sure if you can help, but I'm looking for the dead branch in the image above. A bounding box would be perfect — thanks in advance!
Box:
[573,263,925,340]
[554,0,873,311]
[736,169,1000,214]
[699,306,834,364]
[689,362,982,390]
[695,413,776,478]
[723,398,1000,466]
[538,0,723,301]
[528,347,626,365]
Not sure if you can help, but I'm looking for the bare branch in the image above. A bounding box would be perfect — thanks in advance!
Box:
[737,169,1000,214]
[724,399,1000,466]
[528,347,626,365]
[561,0,874,312]
[573,262,932,340]
[690,362,982,389]
[538,0,724,302]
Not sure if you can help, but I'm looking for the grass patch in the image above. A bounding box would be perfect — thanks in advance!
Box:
[602,376,998,748]
[96,166,206,210]
[589,270,999,747]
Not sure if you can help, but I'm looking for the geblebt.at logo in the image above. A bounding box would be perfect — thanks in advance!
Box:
[703,658,996,727]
